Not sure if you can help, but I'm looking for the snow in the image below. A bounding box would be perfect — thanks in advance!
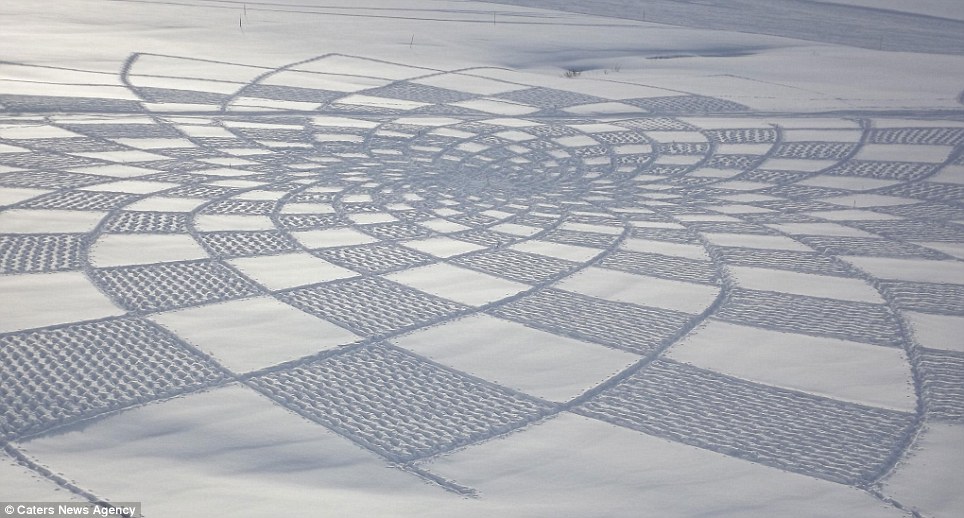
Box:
[2,0,963,515]
[290,227,379,248]
[819,0,964,21]
[509,239,603,262]
[392,314,638,402]
[727,266,885,303]
[386,263,529,306]
[556,267,720,314]
[883,423,964,517]
[765,222,879,238]
[226,253,359,291]
[16,385,465,517]
[903,312,964,353]
[703,232,813,251]
[854,144,954,163]
[620,239,709,260]
[68,164,161,179]
[193,214,277,232]
[401,236,487,258]
[89,234,209,267]
[666,319,915,411]
[149,297,360,372]
[841,257,964,285]
[425,412,907,518]
[0,457,91,504]
[0,272,124,333]
[0,209,105,234]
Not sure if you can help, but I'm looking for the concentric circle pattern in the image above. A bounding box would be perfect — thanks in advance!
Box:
[1,54,963,509]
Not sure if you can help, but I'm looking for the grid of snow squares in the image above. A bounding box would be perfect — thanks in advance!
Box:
[197,230,299,258]
[715,288,903,347]
[0,317,227,441]
[577,359,915,485]
[91,259,262,312]
[0,233,84,273]
[2,59,963,515]
[919,350,964,422]
[311,243,436,274]
[449,249,578,285]
[249,344,554,462]
[19,190,138,211]
[489,287,694,355]
[277,276,471,337]
[102,211,189,233]
[598,251,719,285]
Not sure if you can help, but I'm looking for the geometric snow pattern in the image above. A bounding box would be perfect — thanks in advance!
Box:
[197,230,299,257]
[278,277,469,337]
[1,52,961,506]
[489,288,693,355]
[102,211,189,233]
[577,359,915,485]
[716,248,854,277]
[250,344,553,461]
[919,349,964,422]
[880,281,964,315]
[450,249,578,284]
[598,250,719,284]
[312,243,434,274]
[0,318,226,440]
[0,234,84,273]
[715,288,903,347]
[92,260,261,312]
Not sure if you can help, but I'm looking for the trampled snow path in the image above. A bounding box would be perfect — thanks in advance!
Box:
[0,51,962,517]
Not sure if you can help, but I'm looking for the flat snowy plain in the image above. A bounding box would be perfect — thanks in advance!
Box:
[1,1,963,516]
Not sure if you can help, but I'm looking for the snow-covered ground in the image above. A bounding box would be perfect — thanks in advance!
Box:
[1,1,962,517]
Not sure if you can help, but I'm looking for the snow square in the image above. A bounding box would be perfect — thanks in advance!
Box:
[16,385,457,516]
[666,320,913,410]
[291,227,379,249]
[92,259,260,312]
[150,296,360,372]
[0,317,226,439]
[556,266,719,314]
[401,236,486,258]
[393,314,638,402]
[386,263,529,307]
[89,233,209,267]
[279,276,468,337]
[0,272,124,332]
[227,252,358,291]
[249,345,552,461]
[0,209,106,234]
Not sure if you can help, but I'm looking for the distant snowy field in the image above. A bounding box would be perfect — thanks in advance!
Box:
[1,1,962,517]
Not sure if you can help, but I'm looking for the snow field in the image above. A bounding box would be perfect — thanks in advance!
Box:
[1,1,963,516]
